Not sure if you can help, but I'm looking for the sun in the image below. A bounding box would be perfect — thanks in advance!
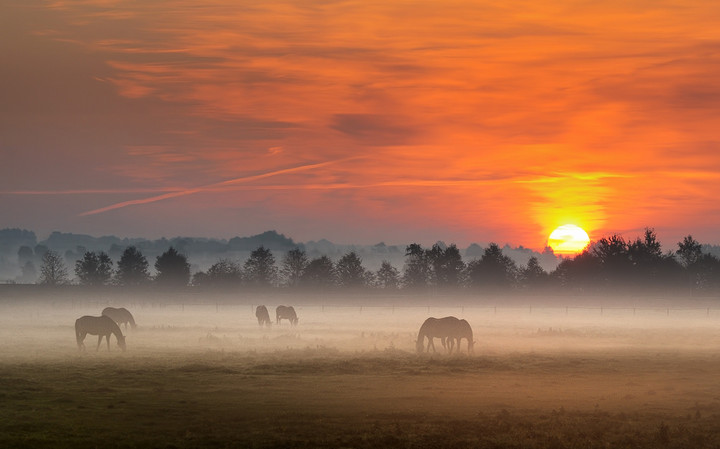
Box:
[547,224,590,256]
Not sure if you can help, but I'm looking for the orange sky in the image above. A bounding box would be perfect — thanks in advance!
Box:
[2,0,720,250]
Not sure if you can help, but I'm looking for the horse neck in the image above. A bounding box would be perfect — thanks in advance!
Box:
[109,320,123,338]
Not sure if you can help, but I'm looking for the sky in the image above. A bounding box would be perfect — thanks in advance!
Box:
[2,0,720,251]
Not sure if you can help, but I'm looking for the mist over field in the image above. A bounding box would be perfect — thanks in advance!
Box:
[2,291,720,358]
[2,289,720,447]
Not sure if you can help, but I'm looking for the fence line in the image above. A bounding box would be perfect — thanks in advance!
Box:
[42,299,720,319]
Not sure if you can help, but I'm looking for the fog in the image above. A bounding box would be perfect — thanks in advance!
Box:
[2,293,719,359]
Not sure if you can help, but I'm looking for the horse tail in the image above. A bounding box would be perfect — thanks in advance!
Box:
[416,329,426,353]
[128,312,137,329]
[74,319,83,349]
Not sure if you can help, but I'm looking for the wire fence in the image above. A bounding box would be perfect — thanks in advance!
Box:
[40,299,720,321]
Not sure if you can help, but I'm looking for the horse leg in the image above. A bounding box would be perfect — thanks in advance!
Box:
[77,332,86,351]
[96,335,102,351]
[106,335,111,351]
[428,337,436,353]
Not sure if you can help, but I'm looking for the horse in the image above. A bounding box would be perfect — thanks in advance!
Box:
[276,305,298,326]
[445,319,475,354]
[255,305,272,327]
[416,316,473,354]
[101,307,137,330]
[75,315,126,352]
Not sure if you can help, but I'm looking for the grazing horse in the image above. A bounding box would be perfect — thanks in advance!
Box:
[276,305,298,326]
[255,305,272,327]
[101,307,137,330]
[75,315,126,352]
[416,316,473,354]
[445,319,475,354]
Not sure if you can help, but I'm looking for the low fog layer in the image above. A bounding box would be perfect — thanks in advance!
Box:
[1,293,719,360]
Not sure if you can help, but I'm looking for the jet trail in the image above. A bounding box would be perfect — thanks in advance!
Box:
[78,159,354,216]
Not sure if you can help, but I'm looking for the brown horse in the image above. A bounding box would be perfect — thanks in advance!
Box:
[416,316,473,354]
[445,319,474,354]
[276,305,298,326]
[101,307,137,330]
[255,305,272,327]
[75,315,126,352]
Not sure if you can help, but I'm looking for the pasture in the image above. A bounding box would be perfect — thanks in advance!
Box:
[1,295,720,448]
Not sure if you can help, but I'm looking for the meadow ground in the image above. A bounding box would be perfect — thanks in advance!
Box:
[1,295,720,448]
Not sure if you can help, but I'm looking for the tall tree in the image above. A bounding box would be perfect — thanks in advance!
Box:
[154,247,190,287]
[427,243,465,289]
[75,251,113,286]
[336,251,367,288]
[519,256,548,289]
[465,243,517,289]
[243,246,278,287]
[302,255,336,289]
[38,250,69,285]
[280,248,308,287]
[376,261,400,289]
[592,234,632,287]
[402,243,430,289]
[115,246,150,286]
[677,235,702,267]
[200,259,242,287]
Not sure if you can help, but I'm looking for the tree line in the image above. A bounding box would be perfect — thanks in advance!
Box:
[32,228,720,295]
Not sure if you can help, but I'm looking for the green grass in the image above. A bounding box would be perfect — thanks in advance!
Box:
[2,350,720,448]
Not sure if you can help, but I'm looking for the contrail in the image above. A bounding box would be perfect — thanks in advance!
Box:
[78,158,355,216]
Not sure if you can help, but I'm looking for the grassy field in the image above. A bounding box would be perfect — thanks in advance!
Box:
[1,298,720,448]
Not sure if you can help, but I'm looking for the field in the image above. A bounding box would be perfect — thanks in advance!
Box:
[2,294,720,448]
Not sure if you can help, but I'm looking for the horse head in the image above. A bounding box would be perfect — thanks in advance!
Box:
[415,338,424,354]
[117,335,127,352]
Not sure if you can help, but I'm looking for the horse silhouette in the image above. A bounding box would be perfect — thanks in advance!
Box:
[416,316,473,354]
[101,307,137,330]
[276,305,298,326]
[445,318,474,354]
[75,315,126,352]
[255,305,272,327]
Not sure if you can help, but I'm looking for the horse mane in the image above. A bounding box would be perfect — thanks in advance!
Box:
[122,308,137,328]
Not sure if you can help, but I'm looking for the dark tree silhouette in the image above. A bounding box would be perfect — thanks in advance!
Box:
[243,246,278,287]
[677,235,702,267]
[197,258,242,287]
[376,260,400,289]
[75,251,113,286]
[465,243,517,289]
[336,251,366,288]
[402,243,430,289]
[115,246,150,286]
[154,247,190,287]
[519,256,548,288]
[591,234,632,287]
[302,255,336,289]
[280,248,308,287]
[38,250,69,285]
[427,243,465,289]
[551,249,601,290]
[627,228,681,288]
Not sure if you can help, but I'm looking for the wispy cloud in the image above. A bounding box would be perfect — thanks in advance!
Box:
[78,158,360,216]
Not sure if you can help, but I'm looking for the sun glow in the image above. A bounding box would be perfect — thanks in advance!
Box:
[548,224,590,256]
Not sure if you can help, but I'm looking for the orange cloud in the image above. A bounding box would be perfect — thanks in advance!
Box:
[4,0,720,246]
